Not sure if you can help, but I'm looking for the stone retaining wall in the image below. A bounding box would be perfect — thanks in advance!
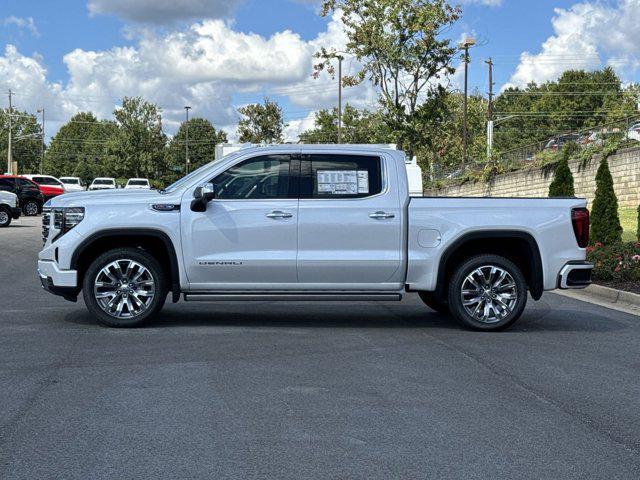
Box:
[426,146,640,208]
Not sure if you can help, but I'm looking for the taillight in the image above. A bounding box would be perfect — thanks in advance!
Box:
[571,208,589,248]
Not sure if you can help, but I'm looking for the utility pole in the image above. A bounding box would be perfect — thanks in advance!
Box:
[460,39,475,171]
[485,58,494,160]
[184,106,191,174]
[7,90,12,175]
[337,55,343,144]
[37,108,45,174]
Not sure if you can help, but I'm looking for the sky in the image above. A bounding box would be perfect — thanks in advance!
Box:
[1,0,639,142]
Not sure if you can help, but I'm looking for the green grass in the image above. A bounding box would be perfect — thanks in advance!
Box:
[619,208,638,243]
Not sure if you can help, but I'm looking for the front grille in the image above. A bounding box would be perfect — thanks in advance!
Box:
[42,208,51,245]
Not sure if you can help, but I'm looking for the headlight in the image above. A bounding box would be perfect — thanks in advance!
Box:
[46,207,85,244]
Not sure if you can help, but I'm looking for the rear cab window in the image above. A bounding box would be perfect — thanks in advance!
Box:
[300,154,383,199]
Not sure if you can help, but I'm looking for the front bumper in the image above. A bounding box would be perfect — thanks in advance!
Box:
[558,262,593,289]
[10,207,21,219]
[37,260,79,302]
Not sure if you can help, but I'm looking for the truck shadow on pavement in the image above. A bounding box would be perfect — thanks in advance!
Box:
[61,302,630,333]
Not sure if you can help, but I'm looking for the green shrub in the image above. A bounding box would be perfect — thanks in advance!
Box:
[591,157,622,244]
[548,148,575,197]
[587,242,640,282]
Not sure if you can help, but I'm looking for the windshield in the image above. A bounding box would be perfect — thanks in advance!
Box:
[162,152,243,193]
[62,178,79,184]
[128,180,148,186]
[93,179,114,185]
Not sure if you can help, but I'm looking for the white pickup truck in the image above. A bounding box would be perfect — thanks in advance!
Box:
[37,145,592,330]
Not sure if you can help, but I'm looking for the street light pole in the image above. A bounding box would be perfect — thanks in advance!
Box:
[337,55,343,144]
[7,90,12,175]
[184,106,191,174]
[38,108,45,174]
[460,38,475,171]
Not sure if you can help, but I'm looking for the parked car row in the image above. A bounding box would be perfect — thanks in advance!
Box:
[0,174,152,217]
[543,123,640,151]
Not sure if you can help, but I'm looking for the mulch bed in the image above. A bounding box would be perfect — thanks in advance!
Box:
[594,281,640,295]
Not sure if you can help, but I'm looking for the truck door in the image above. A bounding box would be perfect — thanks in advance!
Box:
[181,154,299,289]
[296,153,403,288]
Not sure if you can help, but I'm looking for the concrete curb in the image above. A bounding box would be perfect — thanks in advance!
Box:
[554,284,640,316]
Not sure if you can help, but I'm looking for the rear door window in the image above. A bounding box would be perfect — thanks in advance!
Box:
[300,154,383,199]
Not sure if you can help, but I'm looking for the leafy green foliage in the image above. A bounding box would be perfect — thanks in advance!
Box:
[493,68,637,157]
[548,147,575,197]
[316,0,460,158]
[591,156,623,245]
[299,104,392,144]
[237,99,285,144]
[104,97,167,180]
[44,112,117,181]
[168,118,227,174]
[587,242,640,282]
[0,108,42,174]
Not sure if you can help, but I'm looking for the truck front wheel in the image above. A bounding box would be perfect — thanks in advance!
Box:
[447,254,527,331]
[82,248,168,327]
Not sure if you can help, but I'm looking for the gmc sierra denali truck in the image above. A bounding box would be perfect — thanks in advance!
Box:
[37,145,593,331]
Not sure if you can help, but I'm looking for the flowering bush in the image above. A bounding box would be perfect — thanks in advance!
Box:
[587,242,640,281]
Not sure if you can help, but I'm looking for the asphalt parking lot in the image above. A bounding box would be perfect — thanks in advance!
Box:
[1,215,640,479]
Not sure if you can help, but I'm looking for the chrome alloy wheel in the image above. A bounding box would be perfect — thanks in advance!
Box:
[93,259,156,319]
[460,265,518,324]
[0,211,9,225]
[25,201,38,216]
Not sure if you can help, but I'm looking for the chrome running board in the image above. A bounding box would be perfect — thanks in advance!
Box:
[183,292,402,302]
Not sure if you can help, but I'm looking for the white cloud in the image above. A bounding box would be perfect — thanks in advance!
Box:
[0,10,377,142]
[507,0,640,87]
[3,16,40,37]
[87,0,241,23]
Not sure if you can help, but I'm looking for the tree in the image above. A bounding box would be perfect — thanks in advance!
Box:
[168,118,227,173]
[591,157,622,245]
[237,99,285,144]
[315,0,461,158]
[548,146,575,197]
[44,112,117,181]
[105,97,167,179]
[299,104,391,144]
[0,108,42,174]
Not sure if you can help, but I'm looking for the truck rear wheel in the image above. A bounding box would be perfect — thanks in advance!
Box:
[447,254,527,331]
[82,248,168,327]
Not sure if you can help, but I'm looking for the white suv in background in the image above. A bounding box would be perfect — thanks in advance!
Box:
[125,178,151,189]
[0,190,21,227]
[60,177,86,192]
[89,178,117,190]
[23,174,66,191]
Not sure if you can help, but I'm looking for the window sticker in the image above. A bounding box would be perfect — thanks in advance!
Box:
[317,170,369,195]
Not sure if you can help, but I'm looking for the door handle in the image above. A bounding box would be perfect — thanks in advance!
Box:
[266,210,293,219]
[369,211,395,220]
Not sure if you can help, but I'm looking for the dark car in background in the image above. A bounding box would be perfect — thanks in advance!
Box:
[543,133,582,151]
[0,175,45,216]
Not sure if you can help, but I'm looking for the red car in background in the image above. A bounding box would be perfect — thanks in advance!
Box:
[20,175,65,202]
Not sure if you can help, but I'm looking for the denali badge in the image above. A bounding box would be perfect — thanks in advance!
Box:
[198,261,243,266]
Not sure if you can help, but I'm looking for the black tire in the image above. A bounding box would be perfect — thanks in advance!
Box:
[418,291,449,314]
[447,254,527,331]
[22,200,41,216]
[82,247,168,327]
[0,207,11,227]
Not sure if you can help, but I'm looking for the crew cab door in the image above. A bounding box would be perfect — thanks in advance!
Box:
[296,153,403,288]
[181,154,299,289]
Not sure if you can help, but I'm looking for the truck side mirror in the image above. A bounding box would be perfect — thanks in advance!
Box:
[190,182,216,212]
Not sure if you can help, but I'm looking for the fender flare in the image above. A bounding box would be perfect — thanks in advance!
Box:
[435,230,544,300]
[70,228,181,302]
